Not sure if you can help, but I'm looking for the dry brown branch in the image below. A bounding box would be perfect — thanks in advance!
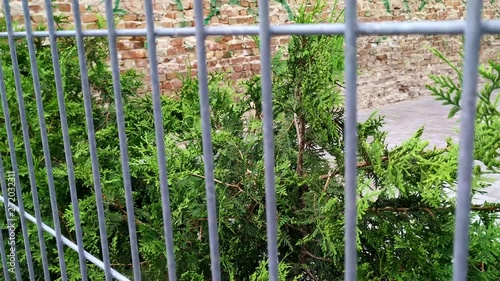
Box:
[102,194,148,227]
[59,209,74,242]
[303,250,331,262]
[323,171,332,192]
[303,267,318,281]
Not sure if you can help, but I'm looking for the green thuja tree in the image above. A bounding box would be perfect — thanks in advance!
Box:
[426,47,500,280]
[0,0,499,280]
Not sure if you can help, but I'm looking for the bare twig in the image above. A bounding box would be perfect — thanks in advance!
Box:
[323,171,332,192]
[294,112,306,177]
[102,194,148,227]
[421,207,435,217]
[303,267,318,281]
[334,81,345,89]
[59,209,75,242]
[303,250,331,262]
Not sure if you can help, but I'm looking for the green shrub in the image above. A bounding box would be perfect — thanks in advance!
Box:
[0,1,499,280]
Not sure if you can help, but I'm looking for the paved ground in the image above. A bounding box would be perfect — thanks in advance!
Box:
[358,95,500,205]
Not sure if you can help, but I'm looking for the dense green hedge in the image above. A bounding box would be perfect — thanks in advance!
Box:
[0,1,499,280]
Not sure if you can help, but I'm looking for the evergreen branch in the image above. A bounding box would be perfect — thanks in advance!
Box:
[190,173,243,192]
[321,144,453,180]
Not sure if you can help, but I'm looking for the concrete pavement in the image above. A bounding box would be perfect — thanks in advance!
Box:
[358,95,500,205]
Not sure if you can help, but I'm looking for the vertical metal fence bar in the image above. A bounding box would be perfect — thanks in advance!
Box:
[42,0,89,279]
[344,0,359,280]
[452,1,483,280]
[193,1,222,280]
[257,0,279,279]
[19,0,71,278]
[70,0,113,279]
[143,0,178,280]
[1,1,41,280]
[0,155,14,281]
[102,1,142,280]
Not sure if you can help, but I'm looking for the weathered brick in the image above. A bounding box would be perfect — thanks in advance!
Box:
[82,13,98,23]
[250,61,260,71]
[57,3,71,12]
[166,11,177,20]
[122,49,147,59]
[30,15,45,23]
[231,72,242,80]
[125,22,137,28]
[29,4,44,13]
[166,72,177,79]
[228,42,242,51]
[122,13,137,21]
[162,81,173,90]
[215,51,224,59]
[171,79,183,89]
[162,21,174,28]
[230,57,245,65]
[170,38,183,47]
[233,65,243,72]
[135,59,148,68]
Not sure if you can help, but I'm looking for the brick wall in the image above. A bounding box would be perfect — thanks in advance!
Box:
[1,0,500,108]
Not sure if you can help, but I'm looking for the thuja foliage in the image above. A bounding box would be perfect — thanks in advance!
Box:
[0,1,499,280]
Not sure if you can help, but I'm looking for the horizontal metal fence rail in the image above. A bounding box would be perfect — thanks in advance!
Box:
[0,0,488,279]
[2,19,500,38]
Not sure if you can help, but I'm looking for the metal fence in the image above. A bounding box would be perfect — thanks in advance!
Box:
[0,0,492,279]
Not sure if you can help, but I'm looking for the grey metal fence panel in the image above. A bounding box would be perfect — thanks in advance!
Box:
[0,1,37,279]
[42,0,88,279]
[0,0,494,279]
[18,0,68,277]
[193,0,223,280]
[70,0,114,279]
[103,0,142,279]
[143,0,179,279]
